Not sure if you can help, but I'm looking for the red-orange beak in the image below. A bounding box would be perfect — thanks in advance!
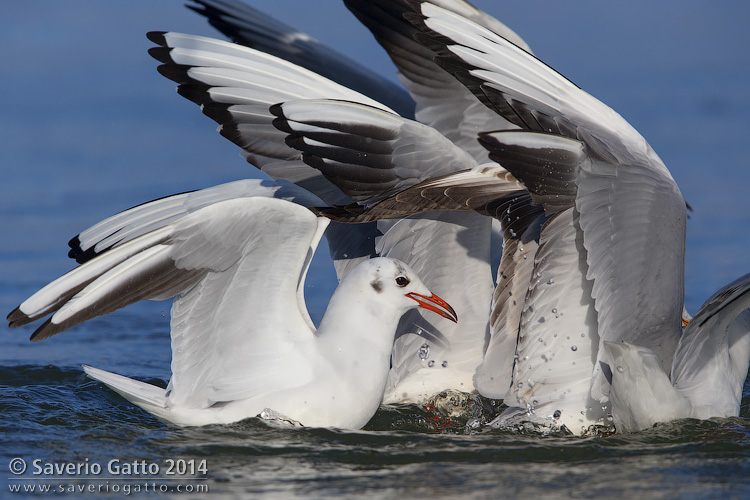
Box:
[405,292,458,323]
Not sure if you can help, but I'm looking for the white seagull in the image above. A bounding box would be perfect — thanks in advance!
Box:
[7,194,457,428]
[268,1,750,434]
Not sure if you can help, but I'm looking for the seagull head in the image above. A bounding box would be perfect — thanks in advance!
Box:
[358,257,458,323]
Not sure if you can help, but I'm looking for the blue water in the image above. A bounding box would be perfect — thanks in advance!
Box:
[2,1,750,498]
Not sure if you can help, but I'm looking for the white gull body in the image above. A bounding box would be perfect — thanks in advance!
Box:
[7,196,457,428]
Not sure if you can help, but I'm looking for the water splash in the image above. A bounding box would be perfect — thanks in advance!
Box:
[418,343,430,360]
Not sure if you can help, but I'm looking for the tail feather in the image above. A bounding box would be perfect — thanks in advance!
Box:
[82,365,167,409]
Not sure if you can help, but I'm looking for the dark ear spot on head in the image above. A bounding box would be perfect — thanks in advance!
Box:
[370,280,383,293]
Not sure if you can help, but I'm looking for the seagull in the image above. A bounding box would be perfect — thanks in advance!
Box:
[268,1,750,434]
[144,0,537,403]
[7,194,457,428]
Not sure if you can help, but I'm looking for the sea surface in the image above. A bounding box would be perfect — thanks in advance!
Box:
[2,1,749,498]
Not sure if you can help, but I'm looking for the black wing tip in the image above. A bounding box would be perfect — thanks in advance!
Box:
[68,235,99,264]
[157,63,200,87]
[7,305,27,326]
[29,320,57,342]
[200,102,234,124]
[176,83,213,106]
[146,31,168,46]
[148,46,175,65]
[69,246,98,265]
[269,103,284,119]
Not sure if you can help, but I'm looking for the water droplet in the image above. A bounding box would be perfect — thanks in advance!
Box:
[517,381,524,388]
[581,333,585,338]
[571,345,578,351]
[616,365,624,373]
[551,308,558,314]
[553,410,562,419]
[418,343,430,360]
[428,360,435,367]
[538,337,544,342]
[441,360,448,368]
[532,399,539,406]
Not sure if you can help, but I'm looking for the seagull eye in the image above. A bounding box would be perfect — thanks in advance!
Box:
[395,276,410,287]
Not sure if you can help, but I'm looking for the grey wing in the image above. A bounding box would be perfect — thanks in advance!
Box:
[67,179,324,264]
[148,31,393,206]
[314,163,524,223]
[474,192,545,398]
[575,152,686,398]
[272,98,478,206]
[8,197,327,407]
[61,179,327,330]
[187,0,415,118]
[504,208,605,430]
[478,130,687,400]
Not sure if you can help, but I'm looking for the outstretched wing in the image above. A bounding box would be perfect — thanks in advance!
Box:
[67,178,324,264]
[148,31,394,206]
[8,197,328,407]
[271,98,478,205]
